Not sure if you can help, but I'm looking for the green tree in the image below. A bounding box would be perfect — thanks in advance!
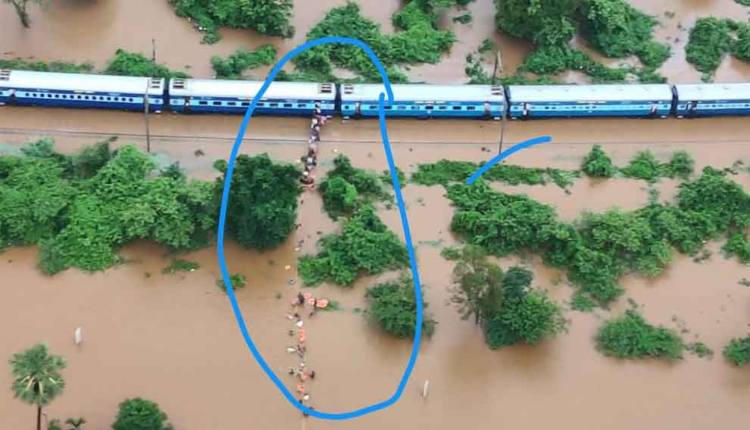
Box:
[112,398,172,430]
[211,45,277,79]
[448,245,504,325]
[9,344,66,430]
[217,154,301,250]
[4,0,44,28]
[104,49,189,78]
[320,176,359,220]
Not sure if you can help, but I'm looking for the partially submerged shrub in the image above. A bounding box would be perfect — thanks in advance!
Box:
[582,144,616,178]
[596,310,684,360]
[366,276,436,338]
[723,336,750,366]
[299,206,408,286]
[216,273,247,292]
[112,398,172,430]
[211,45,277,79]
[104,49,189,78]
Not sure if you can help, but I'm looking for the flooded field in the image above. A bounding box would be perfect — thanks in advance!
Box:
[1,0,750,428]
[1,134,749,429]
[1,0,748,82]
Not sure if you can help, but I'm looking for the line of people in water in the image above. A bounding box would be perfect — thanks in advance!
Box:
[287,291,321,416]
[299,103,328,189]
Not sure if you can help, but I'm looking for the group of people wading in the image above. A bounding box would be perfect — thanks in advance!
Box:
[299,103,328,189]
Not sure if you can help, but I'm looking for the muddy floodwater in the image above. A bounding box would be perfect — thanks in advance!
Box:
[1,132,749,429]
[1,0,750,428]
[1,0,749,82]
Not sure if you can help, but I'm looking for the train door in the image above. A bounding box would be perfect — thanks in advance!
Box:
[522,102,530,119]
[687,101,698,117]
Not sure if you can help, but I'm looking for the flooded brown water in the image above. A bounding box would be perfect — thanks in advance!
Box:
[1,0,750,428]
[2,0,748,82]
[1,134,750,429]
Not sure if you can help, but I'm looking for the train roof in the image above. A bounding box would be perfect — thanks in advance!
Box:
[508,84,674,102]
[340,84,505,103]
[169,79,336,100]
[0,70,164,95]
[674,83,750,101]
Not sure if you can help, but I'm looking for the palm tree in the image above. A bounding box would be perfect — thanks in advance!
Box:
[9,344,67,430]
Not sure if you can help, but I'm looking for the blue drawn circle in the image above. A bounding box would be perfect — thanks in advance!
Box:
[216,36,422,420]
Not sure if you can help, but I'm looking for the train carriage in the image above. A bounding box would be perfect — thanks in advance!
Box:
[674,83,750,117]
[507,84,674,119]
[167,79,336,115]
[340,83,505,119]
[0,70,165,111]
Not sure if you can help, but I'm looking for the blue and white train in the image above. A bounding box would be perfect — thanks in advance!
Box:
[1,69,750,119]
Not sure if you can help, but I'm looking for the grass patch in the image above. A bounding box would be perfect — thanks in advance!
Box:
[216,273,247,292]
[686,17,750,80]
[104,49,189,78]
[686,341,714,359]
[411,159,578,190]
[0,58,94,73]
[162,259,200,274]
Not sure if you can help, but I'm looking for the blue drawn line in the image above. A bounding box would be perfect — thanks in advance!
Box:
[216,36,421,421]
[465,135,552,185]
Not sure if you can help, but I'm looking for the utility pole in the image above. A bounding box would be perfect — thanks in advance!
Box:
[493,48,507,155]
[152,38,157,62]
[144,81,151,153]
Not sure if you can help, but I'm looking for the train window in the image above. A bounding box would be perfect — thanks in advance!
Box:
[452,106,461,110]
[107,97,112,101]
[297,103,306,108]
[384,106,392,110]
[212,101,221,106]
[284,103,293,108]
[426,106,434,110]
[270,103,278,107]
[398,106,405,110]
[227,102,236,106]
[241,102,249,107]
[199,101,208,105]
[438,106,446,110]
[467,106,476,111]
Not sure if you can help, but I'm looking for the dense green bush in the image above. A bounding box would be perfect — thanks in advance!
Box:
[217,154,300,250]
[723,336,750,366]
[519,45,629,83]
[170,0,294,43]
[580,0,670,68]
[211,45,277,79]
[495,0,580,47]
[686,17,732,76]
[620,150,694,181]
[581,144,616,178]
[294,2,455,82]
[685,18,750,78]
[366,276,436,338]
[104,49,189,78]
[298,205,408,286]
[112,398,172,430]
[320,176,359,220]
[596,310,684,360]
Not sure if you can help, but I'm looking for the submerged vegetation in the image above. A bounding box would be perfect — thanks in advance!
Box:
[580,146,695,181]
[113,398,172,430]
[596,310,684,360]
[686,17,750,80]
[291,2,459,82]
[1,50,188,78]
[447,246,566,349]
[723,336,750,366]
[299,205,408,286]
[211,45,277,79]
[104,49,190,78]
[438,155,750,307]
[412,159,578,189]
[170,0,294,43]
[366,276,435,338]
[492,0,670,83]
[0,140,300,274]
